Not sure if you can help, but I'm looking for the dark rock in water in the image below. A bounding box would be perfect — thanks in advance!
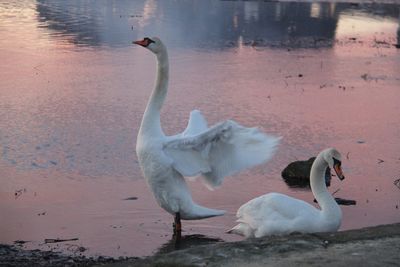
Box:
[282,157,331,188]
[334,198,357,206]
[314,197,356,206]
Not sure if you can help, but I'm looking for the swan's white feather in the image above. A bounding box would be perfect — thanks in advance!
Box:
[164,119,280,188]
[233,193,320,238]
[228,149,343,238]
[135,37,279,221]
[182,109,208,136]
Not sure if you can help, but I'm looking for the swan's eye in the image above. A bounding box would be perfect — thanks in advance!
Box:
[333,158,341,166]
[144,37,155,45]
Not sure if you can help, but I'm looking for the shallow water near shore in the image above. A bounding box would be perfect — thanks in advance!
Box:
[0,0,399,258]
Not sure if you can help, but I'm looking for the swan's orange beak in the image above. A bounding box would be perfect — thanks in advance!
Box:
[333,163,345,181]
[133,38,151,47]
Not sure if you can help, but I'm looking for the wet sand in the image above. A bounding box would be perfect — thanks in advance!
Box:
[1,223,399,266]
[116,223,400,267]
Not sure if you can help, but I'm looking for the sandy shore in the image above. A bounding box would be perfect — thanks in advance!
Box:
[1,223,399,266]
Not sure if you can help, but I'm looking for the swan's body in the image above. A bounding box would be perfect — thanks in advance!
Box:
[229,148,345,238]
[134,37,280,226]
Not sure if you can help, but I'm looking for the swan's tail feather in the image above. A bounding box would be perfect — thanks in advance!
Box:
[226,223,252,237]
[181,203,225,220]
[226,226,239,234]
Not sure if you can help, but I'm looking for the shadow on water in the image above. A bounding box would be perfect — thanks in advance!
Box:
[35,0,400,49]
[154,234,224,255]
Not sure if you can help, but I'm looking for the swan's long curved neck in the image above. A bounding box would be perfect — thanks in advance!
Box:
[310,154,340,219]
[139,49,169,137]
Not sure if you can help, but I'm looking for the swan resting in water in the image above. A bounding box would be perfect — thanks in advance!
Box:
[133,37,280,236]
[228,148,345,238]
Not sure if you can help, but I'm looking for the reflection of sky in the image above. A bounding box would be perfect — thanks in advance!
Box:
[336,13,399,37]
[27,0,400,49]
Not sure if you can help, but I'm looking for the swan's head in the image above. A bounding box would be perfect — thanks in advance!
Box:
[133,37,165,55]
[323,148,345,181]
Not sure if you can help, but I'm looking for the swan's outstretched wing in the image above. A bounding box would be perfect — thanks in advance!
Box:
[163,118,280,188]
[165,110,208,142]
[182,110,208,136]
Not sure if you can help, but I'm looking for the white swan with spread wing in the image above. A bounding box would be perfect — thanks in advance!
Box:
[228,148,345,238]
[133,37,280,235]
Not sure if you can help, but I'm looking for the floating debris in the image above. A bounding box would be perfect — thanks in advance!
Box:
[374,40,389,45]
[377,159,384,164]
[394,179,400,190]
[14,188,27,199]
[361,73,387,82]
[332,188,340,196]
[44,238,79,244]
[123,197,138,200]
[31,162,40,168]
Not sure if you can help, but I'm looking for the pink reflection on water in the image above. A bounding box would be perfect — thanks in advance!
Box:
[0,1,400,258]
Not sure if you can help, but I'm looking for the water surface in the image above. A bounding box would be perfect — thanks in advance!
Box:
[0,0,399,257]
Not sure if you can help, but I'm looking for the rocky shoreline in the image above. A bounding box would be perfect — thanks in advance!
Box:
[1,223,399,267]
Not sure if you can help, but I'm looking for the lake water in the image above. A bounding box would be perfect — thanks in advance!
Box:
[0,0,399,258]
